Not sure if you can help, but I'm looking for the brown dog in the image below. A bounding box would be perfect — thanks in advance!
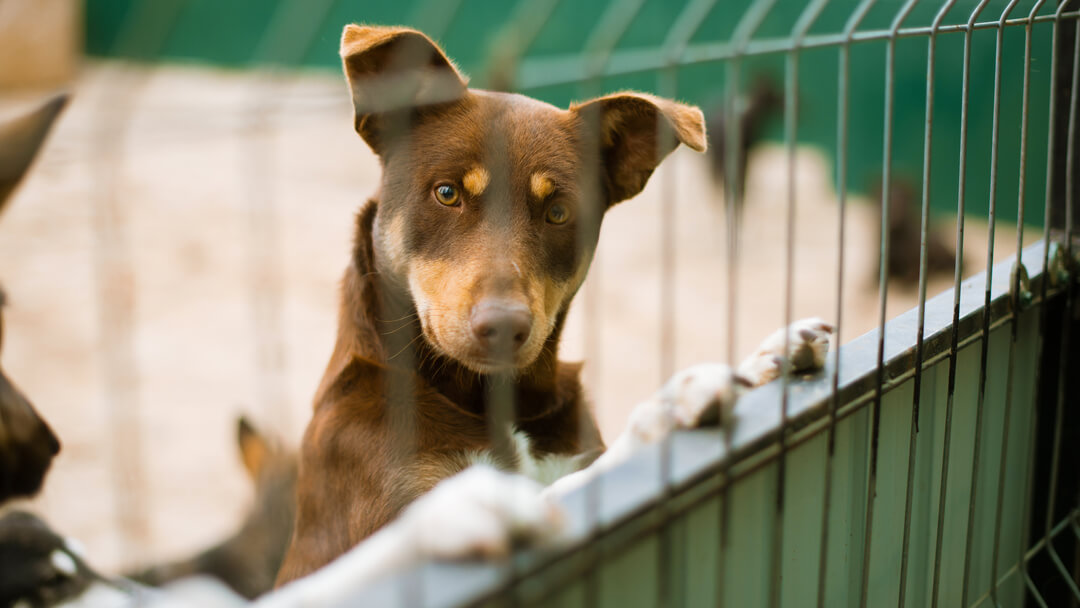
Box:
[277,25,832,586]
[0,95,66,503]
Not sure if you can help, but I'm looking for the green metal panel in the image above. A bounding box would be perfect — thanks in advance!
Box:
[779,432,828,607]
[865,380,915,606]
[722,464,779,607]
[598,535,662,608]
[680,494,722,607]
[821,405,870,605]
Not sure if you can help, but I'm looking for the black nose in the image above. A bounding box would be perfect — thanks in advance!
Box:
[470,300,532,357]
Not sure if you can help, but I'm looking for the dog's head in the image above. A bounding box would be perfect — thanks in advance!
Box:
[341,26,705,374]
[0,95,66,502]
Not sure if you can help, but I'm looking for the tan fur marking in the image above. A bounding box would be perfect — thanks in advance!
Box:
[408,257,480,357]
[409,251,554,371]
[541,254,591,331]
[462,167,490,196]
[530,173,554,200]
[376,213,410,280]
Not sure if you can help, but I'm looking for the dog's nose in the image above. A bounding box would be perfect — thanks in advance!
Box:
[470,300,532,356]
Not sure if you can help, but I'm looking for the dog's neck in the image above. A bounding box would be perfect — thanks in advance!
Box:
[339,200,568,422]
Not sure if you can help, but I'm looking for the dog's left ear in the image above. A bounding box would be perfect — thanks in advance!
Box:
[571,92,706,205]
[0,94,68,213]
[340,25,468,154]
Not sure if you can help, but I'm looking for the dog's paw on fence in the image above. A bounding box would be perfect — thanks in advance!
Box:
[737,317,834,386]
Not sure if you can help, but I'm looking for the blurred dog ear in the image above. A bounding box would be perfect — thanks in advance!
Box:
[571,92,706,205]
[340,25,467,154]
[0,94,68,214]
[237,416,269,479]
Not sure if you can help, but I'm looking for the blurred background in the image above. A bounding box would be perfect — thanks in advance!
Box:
[0,0,1048,576]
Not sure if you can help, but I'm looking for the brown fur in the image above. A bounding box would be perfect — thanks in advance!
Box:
[0,95,66,503]
[276,25,705,584]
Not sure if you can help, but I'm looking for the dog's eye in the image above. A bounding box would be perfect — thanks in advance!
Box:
[434,184,460,207]
[545,203,570,225]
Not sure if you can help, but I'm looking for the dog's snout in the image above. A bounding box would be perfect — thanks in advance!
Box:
[470,300,532,356]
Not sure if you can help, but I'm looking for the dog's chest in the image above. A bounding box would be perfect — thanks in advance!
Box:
[467,429,583,486]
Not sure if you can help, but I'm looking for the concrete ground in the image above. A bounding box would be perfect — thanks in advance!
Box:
[0,62,1025,573]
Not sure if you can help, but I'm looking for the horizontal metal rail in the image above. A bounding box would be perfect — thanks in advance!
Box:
[515,11,1080,90]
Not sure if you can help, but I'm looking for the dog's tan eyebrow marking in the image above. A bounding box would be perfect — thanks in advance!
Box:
[530,173,555,200]
[462,167,490,196]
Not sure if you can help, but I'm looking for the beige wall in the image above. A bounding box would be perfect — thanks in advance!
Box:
[0,0,81,88]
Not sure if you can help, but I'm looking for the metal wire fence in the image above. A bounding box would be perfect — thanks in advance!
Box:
[9,0,1079,606]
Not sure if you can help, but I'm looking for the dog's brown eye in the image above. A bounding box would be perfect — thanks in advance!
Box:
[545,203,570,225]
[434,184,460,206]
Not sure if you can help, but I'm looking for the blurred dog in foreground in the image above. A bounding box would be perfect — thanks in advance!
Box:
[0,95,66,504]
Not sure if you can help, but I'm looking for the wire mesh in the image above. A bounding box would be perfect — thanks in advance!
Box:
[2,0,1079,606]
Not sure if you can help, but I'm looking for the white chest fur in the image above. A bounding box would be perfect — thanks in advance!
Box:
[466,429,584,487]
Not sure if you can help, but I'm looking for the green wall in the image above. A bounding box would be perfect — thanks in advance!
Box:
[86,0,1062,226]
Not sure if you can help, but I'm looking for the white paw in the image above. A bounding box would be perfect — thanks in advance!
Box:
[400,465,567,560]
[629,363,741,441]
[738,317,834,386]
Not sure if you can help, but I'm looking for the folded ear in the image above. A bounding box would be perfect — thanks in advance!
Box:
[571,92,706,205]
[340,25,468,154]
[0,94,68,214]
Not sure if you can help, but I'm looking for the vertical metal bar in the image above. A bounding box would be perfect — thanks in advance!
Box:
[94,98,149,566]
[897,4,955,606]
[718,3,776,605]
[481,0,561,90]
[818,4,877,605]
[960,3,1022,605]
[773,4,830,607]
[654,4,720,605]
[90,0,190,566]
[574,4,647,606]
[244,0,342,452]
[928,3,991,606]
[1022,1,1069,600]
[988,3,1047,604]
[1040,13,1080,603]
[861,2,920,606]
[473,3,558,604]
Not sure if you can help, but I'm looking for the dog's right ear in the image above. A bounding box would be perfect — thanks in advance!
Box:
[340,25,467,154]
[0,94,68,214]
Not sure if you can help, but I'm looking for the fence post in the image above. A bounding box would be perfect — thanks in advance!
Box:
[1050,0,1080,240]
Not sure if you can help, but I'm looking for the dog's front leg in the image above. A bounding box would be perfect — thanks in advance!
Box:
[260,466,565,608]
[545,318,833,499]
